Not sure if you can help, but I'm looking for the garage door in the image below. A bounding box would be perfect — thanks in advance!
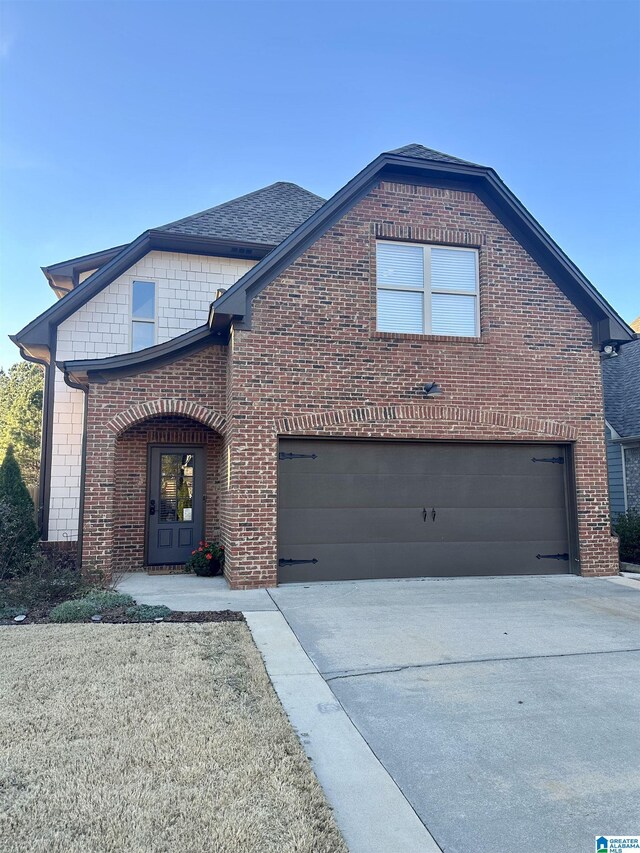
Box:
[278,439,572,583]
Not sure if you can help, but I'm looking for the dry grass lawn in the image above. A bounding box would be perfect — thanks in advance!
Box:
[0,623,347,853]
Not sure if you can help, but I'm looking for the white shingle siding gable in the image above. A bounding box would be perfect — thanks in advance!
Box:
[48,251,255,541]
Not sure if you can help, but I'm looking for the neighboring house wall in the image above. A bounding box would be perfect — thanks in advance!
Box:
[48,251,255,540]
[626,446,640,511]
[222,180,617,585]
[605,422,626,516]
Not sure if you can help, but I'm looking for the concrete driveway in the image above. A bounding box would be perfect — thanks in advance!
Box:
[269,576,640,853]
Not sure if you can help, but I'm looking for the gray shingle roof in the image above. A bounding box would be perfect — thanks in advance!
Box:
[157,182,326,246]
[603,338,640,436]
[386,143,484,166]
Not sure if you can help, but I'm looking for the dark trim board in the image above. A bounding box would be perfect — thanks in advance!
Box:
[13,231,272,351]
[59,324,224,387]
[277,436,579,583]
[213,154,634,346]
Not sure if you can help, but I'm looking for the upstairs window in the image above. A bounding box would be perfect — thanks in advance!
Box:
[376,242,479,337]
[131,281,156,350]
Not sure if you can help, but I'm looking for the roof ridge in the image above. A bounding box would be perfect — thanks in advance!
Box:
[157,181,324,232]
[386,143,484,167]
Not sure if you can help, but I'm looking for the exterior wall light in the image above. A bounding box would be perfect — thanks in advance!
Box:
[424,382,443,398]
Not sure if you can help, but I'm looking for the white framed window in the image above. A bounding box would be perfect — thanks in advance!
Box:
[131,280,156,350]
[376,241,479,337]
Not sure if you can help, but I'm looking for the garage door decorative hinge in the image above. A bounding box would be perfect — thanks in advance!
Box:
[278,452,318,460]
[531,456,564,464]
[536,553,569,561]
[279,558,319,566]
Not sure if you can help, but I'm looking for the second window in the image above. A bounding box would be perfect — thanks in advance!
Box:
[376,241,479,337]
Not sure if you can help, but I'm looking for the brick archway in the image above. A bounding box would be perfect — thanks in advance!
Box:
[275,404,578,441]
[106,399,225,436]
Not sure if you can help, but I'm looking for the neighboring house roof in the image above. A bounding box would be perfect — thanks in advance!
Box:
[157,182,325,245]
[212,145,634,347]
[603,337,640,438]
[631,315,640,333]
[12,143,635,364]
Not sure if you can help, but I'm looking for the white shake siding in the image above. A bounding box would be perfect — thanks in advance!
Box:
[49,251,255,540]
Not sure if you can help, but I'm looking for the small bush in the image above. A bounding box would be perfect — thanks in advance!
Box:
[614,510,640,564]
[2,553,84,609]
[49,599,96,623]
[82,590,134,611]
[125,604,172,622]
[185,539,224,577]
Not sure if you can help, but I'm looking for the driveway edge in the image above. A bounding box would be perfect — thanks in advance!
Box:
[244,610,441,853]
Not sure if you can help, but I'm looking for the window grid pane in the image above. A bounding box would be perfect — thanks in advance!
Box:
[430,248,477,294]
[132,320,155,351]
[431,293,477,336]
[376,243,424,289]
[377,289,424,334]
[132,281,155,319]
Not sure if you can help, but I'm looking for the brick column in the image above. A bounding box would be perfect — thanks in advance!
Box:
[81,393,117,581]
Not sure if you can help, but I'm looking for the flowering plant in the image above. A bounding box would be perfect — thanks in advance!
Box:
[185,539,224,576]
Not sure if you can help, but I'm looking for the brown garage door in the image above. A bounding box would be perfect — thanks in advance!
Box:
[277,439,573,583]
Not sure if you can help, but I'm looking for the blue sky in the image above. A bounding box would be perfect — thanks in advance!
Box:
[1,0,638,369]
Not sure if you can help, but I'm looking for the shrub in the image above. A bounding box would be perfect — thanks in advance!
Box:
[614,510,640,564]
[185,540,224,577]
[125,604,172,622]
[0,446,39,579]
[50,599,96,623]
[82,590,134,611]
[2,552,84,609]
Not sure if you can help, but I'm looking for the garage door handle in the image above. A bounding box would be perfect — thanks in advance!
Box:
[423,508,436,522]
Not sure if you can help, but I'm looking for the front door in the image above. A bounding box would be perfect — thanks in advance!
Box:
[147,446,205,565]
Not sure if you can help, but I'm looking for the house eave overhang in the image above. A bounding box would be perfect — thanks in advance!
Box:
[58,323,223,387]
[212,153,634,347]
[611,434,640,446]
[12,231,272,354]
[9,335,51,366]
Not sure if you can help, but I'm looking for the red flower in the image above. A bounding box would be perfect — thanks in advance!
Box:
[198,547,203,552]
[191,550,196,555]
[205,553,212,560]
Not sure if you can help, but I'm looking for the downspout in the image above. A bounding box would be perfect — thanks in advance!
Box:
[61,368,89,573]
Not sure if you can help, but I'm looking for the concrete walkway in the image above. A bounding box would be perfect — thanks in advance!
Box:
[118,572,640,853]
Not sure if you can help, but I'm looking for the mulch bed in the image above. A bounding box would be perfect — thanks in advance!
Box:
[0,608,244,626]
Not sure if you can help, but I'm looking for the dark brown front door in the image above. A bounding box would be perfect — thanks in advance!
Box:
[147,446,204,565]
[278,439,573,583]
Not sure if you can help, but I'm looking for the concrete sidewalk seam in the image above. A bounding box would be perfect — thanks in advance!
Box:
[324,647,640,681]
[245,606,442,853]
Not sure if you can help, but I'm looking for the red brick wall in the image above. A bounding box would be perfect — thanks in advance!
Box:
[80,180,618,587]
[82,347,227,579]
[223,180,617,586]
[113,415,222,574]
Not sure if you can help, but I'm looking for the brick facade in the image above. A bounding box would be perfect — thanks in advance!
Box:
[80,179,619,586]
